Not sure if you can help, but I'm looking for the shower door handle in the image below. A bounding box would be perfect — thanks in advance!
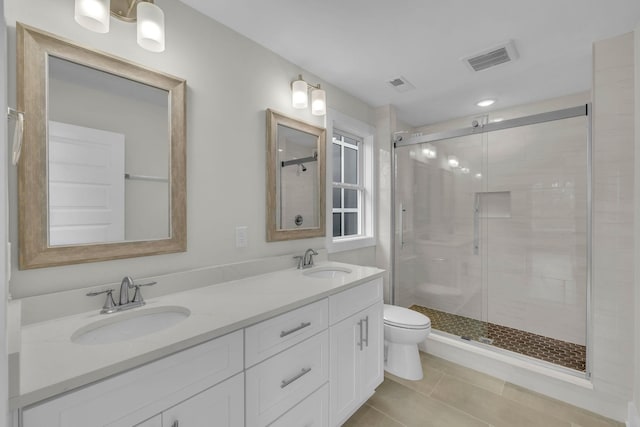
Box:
[473,194,480,255]
[399,203,406,249]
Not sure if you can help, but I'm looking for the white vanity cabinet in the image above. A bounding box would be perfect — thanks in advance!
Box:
[19,274,385,427]
[22,331,244,427]
[328,278,384,427]
[133,374,243,427]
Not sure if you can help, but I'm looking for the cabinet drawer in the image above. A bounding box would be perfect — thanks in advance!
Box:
[245,299,328,367]
[269,383,328,427]
[246,330,329,427]
[329,278,383,325]
[23,330,244,427]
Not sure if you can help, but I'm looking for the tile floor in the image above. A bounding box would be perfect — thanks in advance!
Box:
[343,352,622,427]
[410,305,586,371]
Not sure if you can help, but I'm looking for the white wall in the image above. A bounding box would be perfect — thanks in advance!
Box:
[4,0,376,298]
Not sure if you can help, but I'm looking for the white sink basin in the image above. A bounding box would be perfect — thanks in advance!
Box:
[303,267,352,279]
[72,306,190,345]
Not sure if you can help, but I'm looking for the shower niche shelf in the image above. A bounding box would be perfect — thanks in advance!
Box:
[477,191,511,218]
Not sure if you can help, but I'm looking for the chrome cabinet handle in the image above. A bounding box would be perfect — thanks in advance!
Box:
[358,319,364,351]
[281,367,312,388]
[363,316,369,347]
[280,321,311,338]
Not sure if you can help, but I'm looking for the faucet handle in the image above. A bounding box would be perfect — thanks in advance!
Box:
[130,281,157,303]
[87,289,116,312]
[293,256,304,269]
[128,280,157,289]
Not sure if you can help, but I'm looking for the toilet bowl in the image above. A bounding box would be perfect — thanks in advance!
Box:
[383,304,431,381]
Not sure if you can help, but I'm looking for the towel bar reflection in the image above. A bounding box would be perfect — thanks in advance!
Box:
[7,107,25,166]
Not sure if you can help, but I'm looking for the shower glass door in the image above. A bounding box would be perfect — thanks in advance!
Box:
[393,108,589,373]
[394,133,489,342]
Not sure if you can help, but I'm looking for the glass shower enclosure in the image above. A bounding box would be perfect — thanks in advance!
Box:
[393,106,591,374]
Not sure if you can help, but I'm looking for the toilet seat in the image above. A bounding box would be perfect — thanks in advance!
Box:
[383,304,431,330]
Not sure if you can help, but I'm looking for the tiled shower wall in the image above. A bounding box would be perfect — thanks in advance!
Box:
[591,32,635,403]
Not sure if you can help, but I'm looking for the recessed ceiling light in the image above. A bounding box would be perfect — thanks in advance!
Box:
[476,99,496,107]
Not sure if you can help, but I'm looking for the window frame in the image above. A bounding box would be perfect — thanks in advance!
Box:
[332,129,364,238]
[326,109,375,253]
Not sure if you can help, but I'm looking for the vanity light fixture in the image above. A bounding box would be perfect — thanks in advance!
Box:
[291,75,326,116]
[447,155,460,168]
[74,0,165,52]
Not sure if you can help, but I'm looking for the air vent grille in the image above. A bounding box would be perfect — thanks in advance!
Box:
[463,40,519,72]
[387,76,415,93]
[468,48,510,71]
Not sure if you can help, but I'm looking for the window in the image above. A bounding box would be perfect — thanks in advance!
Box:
[326,109,375,253]
[332,130,363,238]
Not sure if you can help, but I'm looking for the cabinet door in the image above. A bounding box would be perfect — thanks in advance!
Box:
[360,302,384,397]
[162,373,244,427]
[329,311,361,426]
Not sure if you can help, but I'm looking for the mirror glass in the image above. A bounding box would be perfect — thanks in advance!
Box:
[276,124,319,230]
[47,56,170,246]
[17,24,186,269]
[266,110,325,241]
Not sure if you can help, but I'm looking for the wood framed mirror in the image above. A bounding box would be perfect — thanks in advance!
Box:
[266,109,326,241]
[17,23,187,269]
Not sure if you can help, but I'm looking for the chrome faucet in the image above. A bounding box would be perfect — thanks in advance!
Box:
[88,276,157,314]
[120,276,134,305]
[302,248,318,269]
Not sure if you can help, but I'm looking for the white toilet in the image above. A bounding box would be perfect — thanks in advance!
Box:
[383,304,431,380]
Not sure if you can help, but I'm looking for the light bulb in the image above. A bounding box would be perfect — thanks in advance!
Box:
[74,0,110,33]
[448,155,459,168]
[137,2,165,52]
[422,144,437,159]
[311,87,326,116]
[460,167,470,174]
[292,79,308,109]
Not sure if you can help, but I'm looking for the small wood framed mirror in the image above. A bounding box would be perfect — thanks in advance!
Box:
[266,109,326,241]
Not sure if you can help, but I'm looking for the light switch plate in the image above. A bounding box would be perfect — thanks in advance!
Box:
[235,226,248,248]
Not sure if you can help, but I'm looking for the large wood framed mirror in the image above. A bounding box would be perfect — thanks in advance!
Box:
[266,109,326,241]
[17,23,186,269]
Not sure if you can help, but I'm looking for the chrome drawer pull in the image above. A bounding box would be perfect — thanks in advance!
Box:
[280,321,311,338]
[358,319,364,351]
[280,367,312,388]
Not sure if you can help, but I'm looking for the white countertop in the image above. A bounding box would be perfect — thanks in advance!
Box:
[14,262,384,409]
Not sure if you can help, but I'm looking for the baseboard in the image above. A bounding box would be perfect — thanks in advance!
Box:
[628,402,640,427]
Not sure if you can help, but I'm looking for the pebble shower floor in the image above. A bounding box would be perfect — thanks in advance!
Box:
[409,305,586,372]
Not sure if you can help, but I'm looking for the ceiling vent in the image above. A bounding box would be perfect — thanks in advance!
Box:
[388,76,415,93]
[462,40,519,72]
